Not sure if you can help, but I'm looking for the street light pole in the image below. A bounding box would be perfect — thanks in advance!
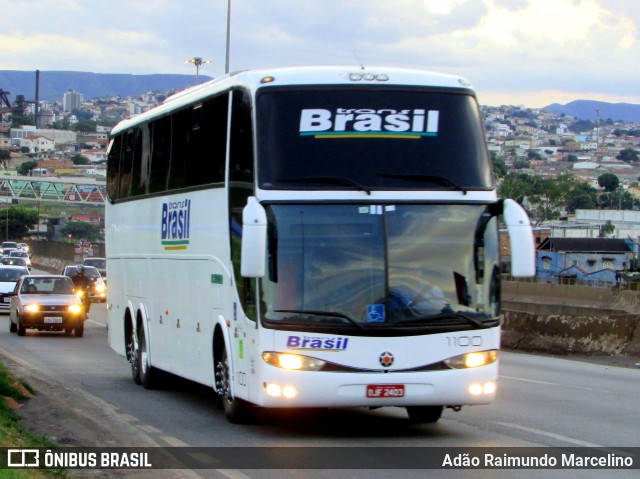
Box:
[186,57,211,84]
[225,0,231,74]
[4,199,8,241]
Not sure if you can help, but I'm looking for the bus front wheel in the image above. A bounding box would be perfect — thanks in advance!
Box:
[406,406,443,423]
[215,345,254,424]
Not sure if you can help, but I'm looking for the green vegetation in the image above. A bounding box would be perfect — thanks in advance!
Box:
[0,363,67,478]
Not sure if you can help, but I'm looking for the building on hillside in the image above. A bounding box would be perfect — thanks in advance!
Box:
[11,126,77,145]
[20,135,55,154]
[536,237,634,284]
[63,89,83,112]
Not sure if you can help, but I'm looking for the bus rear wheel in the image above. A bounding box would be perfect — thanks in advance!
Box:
[215,345,254,424]
[406,406,443,423]
[138,327,160,389]
[127,323,141,385]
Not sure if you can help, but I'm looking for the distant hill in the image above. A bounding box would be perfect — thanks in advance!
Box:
[0,70,214,102]
[543,100,640,123]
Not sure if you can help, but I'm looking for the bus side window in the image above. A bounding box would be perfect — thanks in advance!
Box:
[229,89,256,321]
[168,107,190,190]
[131,124,150,196]
[118,129,136,198]
[107,135,123,201]
[229,89,254,184]
[149,115,172,193]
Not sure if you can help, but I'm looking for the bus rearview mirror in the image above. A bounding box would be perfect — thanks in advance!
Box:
[241,197,267,278]
[502,199,536,277]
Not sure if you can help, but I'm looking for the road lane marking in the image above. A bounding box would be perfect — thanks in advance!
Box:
[499,374,611,393]
[217,470,254,479]
[497,422,602,447]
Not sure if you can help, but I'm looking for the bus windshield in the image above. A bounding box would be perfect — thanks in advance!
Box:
[256,87,493,191]
[260,204,500,332]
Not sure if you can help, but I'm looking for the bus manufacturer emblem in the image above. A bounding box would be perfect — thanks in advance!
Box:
[379,351,394,367]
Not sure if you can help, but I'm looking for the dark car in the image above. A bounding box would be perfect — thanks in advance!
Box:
[8,275,86,337]
[82,257,107,284]
[0,256,31,270]
[61,265,106,302]
[9,250,32,270]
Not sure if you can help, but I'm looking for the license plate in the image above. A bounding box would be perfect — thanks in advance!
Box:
[44,317,63,324]
[366,384,405,398]
[3,298,10,303]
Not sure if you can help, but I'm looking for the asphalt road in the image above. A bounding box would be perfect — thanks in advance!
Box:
[0,275,638,479]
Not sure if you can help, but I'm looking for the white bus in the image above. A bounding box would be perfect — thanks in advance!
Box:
[106,66,535,424]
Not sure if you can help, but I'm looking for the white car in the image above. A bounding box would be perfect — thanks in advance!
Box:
[0,265,30,315]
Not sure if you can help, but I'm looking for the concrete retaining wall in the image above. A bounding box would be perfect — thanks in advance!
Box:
[502,281,640,358]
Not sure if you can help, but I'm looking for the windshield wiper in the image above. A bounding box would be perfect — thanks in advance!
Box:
[398,312,497,329]
[376,173,467,195]
[274,309,366,330]
[277,176,371,195]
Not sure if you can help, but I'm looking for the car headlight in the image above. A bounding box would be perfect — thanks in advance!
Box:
[68,304,83,314]
[444,350,498,369]
[25,304,40,313]
[262,352,326,371]
[95,284,105,293]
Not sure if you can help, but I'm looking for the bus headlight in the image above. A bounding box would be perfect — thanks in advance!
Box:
[68,304,83,314]
[262,352,326,371]
[445,350,498,369]
[25,304,40,313]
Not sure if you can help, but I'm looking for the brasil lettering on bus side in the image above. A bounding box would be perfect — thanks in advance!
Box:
[299,107,439,139]
[287,335,349,351]
[161,199,191,250]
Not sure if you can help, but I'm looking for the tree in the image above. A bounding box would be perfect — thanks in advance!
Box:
[512,159,530,170]
[61,221,102,242]
[0,205,38,240]
[71,120,97,133]
[597,173,620,192]
[17,161,39,176]
[71,154,91,165]
[599,220,615,238]
[565,183,598,213]
[491,152,507,178]
[617,148,639,163]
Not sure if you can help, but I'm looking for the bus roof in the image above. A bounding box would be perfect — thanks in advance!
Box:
[110,66,475,136]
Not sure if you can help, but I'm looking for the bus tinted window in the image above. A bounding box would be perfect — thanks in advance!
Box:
[149,115,172,194]
[229,90,254,184]
[256,88,493,191]
[107,135,122,201]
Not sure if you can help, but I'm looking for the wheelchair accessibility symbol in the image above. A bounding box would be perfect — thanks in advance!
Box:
[366,304,385,323]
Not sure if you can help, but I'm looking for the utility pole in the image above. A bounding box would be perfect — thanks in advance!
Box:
[594,108,600,162]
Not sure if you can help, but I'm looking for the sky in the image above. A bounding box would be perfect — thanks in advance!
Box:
[1,0,639,108]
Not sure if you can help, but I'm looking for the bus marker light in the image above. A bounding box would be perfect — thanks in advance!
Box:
[469,383,483,395]
[282,386,297,398]
[469,382,496,396]
[265,383,282,397]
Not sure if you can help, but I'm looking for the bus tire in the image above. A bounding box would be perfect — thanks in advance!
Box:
[126,318,141,385]
[406,406,443,423]
[216,345,254,424]
[138,326,160,389]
